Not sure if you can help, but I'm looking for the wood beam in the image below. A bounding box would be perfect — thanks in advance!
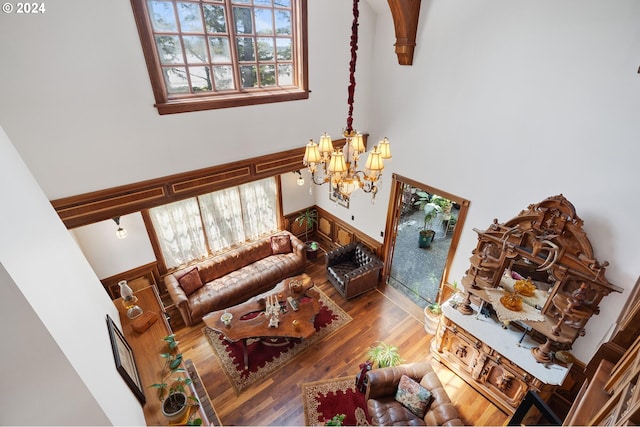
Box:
[387,0,422,65]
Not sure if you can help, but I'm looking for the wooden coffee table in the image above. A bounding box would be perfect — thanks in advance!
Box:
[202,274,320,370]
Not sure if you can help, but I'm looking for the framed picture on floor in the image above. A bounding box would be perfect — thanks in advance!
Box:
[106,314,146,405]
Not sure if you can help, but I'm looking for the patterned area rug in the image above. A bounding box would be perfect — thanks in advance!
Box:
[203,288,352,393]
[301,376,371,426]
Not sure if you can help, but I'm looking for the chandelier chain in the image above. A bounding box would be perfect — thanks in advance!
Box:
[302,0,390,204]
[346,0,359,134]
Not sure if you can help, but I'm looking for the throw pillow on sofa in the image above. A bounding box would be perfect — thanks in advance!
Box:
[270,234,292,254]
[395,374,433,418]
[177,267,204,296]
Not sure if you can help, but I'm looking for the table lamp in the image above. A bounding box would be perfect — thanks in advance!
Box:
[119,280,143,319]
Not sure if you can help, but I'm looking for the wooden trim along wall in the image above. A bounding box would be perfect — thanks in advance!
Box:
[284,205,383,257]
[52,148,300,228]
[51,138,357,229]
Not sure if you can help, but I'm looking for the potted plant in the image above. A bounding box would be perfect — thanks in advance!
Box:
[424,301,442,335]
[150,335,201,424]
[414,191,443,249]
[366,341,403,368]
[295,208,320,261]
[418,204,440,248]
[325,414,346,426]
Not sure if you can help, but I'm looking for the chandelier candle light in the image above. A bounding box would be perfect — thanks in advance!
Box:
[303,0,391,204]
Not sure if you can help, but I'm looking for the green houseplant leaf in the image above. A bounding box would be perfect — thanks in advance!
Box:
[366,341,404,368]
[295,208,318,242]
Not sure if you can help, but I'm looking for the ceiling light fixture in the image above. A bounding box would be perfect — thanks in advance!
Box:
[303,0,391,204]
[294,170,305,186]
[113,217,128,239]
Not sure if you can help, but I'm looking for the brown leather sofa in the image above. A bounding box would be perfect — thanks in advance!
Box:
[165,231,306,326]
[365,362,463,426]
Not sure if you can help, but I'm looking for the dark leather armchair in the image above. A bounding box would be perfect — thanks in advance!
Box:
[365,362,463,426]
[325,242,383,299]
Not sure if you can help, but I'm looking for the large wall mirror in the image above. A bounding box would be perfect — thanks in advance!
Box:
[382,174,470,308]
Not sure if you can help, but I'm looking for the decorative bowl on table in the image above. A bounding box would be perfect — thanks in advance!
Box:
[500,292,523,311]
[514,278,536,297]
[289,279,303,293]
[221,312,233,325]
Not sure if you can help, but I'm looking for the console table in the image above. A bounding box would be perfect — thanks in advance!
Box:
[432,300,570,414]
[114,285,221,426]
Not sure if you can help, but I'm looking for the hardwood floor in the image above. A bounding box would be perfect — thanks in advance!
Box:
[173,259,508,426]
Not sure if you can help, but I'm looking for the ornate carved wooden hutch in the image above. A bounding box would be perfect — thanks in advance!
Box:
[432,194,623,414]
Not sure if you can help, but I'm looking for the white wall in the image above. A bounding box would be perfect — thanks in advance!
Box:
[366,0,640,361]
[281,170,315,216]
[71,213,156,279]
[0,0,357,201]
[0,262,110,425]
[0,127,146,425]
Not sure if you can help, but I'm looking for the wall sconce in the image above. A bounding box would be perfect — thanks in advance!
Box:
[294,170,305,186]
[113,217,128,239]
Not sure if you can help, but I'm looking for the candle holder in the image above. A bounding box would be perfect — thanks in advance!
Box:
[265,294,280,327]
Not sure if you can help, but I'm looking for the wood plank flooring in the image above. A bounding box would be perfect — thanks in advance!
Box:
[173,259,508,426]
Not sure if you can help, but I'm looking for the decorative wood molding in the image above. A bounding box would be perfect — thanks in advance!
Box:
[51,135,364,229]
[387,0,422,65]
[52,147,306,228]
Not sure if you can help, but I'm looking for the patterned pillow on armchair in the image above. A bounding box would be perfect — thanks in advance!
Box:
[394,374,433,418]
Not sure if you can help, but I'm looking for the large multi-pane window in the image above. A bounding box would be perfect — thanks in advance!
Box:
[149,177,278,269]
[131,0,308,114]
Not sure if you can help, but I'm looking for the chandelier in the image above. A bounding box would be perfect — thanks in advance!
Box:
[303,0,391,204]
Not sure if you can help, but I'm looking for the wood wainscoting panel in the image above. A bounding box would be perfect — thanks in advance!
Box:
[335,223,354,246]
[317,216,332,242]
[283,206,382,257]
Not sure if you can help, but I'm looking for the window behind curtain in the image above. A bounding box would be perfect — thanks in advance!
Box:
[149,177,278,269]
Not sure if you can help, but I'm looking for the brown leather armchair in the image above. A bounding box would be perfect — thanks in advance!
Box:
[365,362,463,426]
[325,242,383,299]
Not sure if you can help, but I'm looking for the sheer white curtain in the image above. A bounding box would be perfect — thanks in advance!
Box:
[149,198,207,269]
[239,178,278,239]
[149,177,278,269]
[198,187,245,252]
